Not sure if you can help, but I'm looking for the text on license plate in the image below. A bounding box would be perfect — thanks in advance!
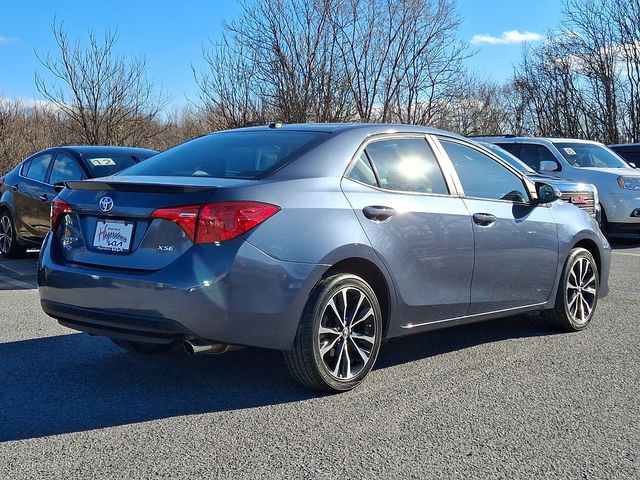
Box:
[93,220,134,252]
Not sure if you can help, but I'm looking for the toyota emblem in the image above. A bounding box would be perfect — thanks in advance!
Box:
[99,196,114,213]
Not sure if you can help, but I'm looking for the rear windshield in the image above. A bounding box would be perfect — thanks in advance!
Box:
[121,131,328,179]
[82,153,153,178]
[554,142,631,169]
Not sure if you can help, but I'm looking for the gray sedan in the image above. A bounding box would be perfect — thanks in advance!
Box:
[38,123,610,392]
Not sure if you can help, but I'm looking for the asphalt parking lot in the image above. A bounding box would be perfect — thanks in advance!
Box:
[0,239,639,479]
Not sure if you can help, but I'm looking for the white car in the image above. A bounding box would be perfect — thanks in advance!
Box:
[475,136,640,233]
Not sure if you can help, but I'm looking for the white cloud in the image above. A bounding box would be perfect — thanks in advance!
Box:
[471,30,544,45]
[0,35,20,44]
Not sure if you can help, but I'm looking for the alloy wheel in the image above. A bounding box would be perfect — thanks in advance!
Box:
[566,256,597,326]
[0,214,12,254]
[317,286,377,380]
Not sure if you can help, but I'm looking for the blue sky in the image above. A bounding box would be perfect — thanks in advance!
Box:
[0,0,563,110]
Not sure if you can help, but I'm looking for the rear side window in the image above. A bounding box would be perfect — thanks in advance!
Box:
[363,138,449,194]
[22,153,53,183]
[122,131,328,179]
[346,152,378,186]
[517,144,559,171]
[50,153,85,184]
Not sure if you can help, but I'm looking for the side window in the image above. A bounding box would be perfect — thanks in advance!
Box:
[346,152,378,187]
[494,143,520,156]
[440,140,529,203]
[49,154,85,185]
[517,144,560,171]
[364,138,449,194]
[22,153,53,183]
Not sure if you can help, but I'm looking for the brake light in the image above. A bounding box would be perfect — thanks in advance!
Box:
[150,201,280,244]
[51,198,72,229]
[150,205,200,241]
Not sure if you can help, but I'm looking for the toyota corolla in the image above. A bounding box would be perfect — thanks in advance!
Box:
[38,124,610,392]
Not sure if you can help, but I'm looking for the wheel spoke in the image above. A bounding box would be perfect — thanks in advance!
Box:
[341,289,348,324]
[583,287,596,295]
[342,342,352,379]
[351,331,375,345]
[351,307,373,328]
[331,341,346,377]
[350,337,370,363]
[318,325,341,337]
[326,298,345,328]
[349,291,365,326]
[319,336,341,357]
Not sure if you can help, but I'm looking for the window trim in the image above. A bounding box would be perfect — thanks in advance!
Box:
[435,136,534,205]
[343,133,456,197]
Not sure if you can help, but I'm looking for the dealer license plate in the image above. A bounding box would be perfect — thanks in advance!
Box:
[93,220,134,252]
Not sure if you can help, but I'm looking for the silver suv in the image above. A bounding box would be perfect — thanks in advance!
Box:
[476,136,640,233]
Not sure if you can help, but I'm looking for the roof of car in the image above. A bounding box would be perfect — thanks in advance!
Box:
[60,145,158,155]
[477,136,602,145]
[609,143,640,148]
[215,122,463,138]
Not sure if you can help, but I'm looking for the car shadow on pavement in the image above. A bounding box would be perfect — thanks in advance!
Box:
[0,313,556,442]
[608,234,640,249]
[0,252,39,291]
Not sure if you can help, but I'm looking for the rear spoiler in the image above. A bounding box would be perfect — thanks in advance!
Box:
[64,180,216,194]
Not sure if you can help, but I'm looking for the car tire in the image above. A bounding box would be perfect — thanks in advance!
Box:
[542,247,599,332]
[598,204,609,234]
[283,273,383,392]
[110,338,176,354]
[0,210,27,259]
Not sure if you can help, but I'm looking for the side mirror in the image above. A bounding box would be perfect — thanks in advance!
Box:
[535,182,562,204]
[539,160,559,172]
[629,162,637,168]
[53,182,66,193]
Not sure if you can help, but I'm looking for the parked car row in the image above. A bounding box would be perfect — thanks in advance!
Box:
[0,146,157,257]
[7,124,609,393]
[473,136,640,234]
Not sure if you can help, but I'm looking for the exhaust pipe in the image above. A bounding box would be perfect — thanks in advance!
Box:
[184,339,232,355]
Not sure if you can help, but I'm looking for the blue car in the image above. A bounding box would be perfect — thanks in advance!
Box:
[38,124,611,392]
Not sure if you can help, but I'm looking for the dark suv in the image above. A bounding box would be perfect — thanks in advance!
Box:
[0,146,157,257]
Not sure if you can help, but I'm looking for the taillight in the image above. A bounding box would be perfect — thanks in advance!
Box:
[51,198,72,229]
[150,205,200,241]
[150,201,279,244]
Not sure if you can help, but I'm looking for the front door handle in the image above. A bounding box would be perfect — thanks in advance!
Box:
[11,184,18,191]
[363,205,396,222]
[39,194,49,202]
[472,213,497,226]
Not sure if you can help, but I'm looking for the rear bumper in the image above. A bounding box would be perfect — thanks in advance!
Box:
[38,233,326,350]
[42,300,190,344]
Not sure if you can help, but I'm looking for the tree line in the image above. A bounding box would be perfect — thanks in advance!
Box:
[2,0,640,172]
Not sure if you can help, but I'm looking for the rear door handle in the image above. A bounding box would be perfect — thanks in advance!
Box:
[39,194,49,202]
[472,213,497,226]
[363,205,396,222]
[11,184,18,191]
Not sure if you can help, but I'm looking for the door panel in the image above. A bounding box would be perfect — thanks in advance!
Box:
[14,153,54,241]
[463,199,558,313]
[438,138,559,314]
[342,180,474,324]
[341,136,474,325]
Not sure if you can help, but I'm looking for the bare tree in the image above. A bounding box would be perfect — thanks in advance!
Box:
[35,21,168,146]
